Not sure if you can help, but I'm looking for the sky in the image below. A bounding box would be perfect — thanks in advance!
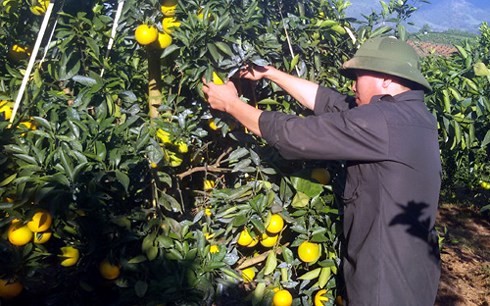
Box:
[346,0,490,33]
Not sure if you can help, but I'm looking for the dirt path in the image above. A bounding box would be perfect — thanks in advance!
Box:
[435,203,490,306]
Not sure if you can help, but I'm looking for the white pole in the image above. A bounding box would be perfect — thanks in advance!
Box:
[39,18,59,66]
[9,1,56,126]
[101,1,125,77]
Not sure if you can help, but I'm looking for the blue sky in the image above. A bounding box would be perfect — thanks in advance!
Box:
[346,0,490,33]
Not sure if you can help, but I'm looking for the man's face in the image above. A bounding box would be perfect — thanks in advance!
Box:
[351,70,386,105]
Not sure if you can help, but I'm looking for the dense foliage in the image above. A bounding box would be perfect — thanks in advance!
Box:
[0,0,488,305]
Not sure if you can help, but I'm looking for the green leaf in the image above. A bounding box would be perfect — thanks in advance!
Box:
[0,173,17,187]
[263,252,277,275]
[115,170,130,192]
[291,176,323,197]
[292,191,310,208]
[134,280,148,298]
[473,62,489,76]
[318,267,331,288]
[298,267,321,280]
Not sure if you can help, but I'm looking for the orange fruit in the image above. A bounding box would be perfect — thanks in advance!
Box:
[237,228,254,246]
[7,44,31,62]
[208,119,219,130]
[209,245,219,253]
[0,279,23,299]
[204,208,212,217]
[314,289,329,306]
[266,214,284,234]
[99,260,121,280]
[8,221,33,246]
[203,179,215,191]
[0,100,13,120]
[212,71,224,85]
[27,209,52,232]
[297,241,321,263]
[33,231,52,244]
[241,267,255,283]
[311,168,330,185]
[273,289,293,306]
[29,0,49,15]
[153,32,173,49]
[134,24,158,45]
[60,246,80,267]
[160,0,178,16]
[259,233,278,248]
[162,17,181,34]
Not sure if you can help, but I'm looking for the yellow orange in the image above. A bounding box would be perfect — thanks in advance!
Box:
[273,289,293,306]
[27,210,52,232]
[0,279,23,299]
[99,260,121,280]
[60,246,80,267]
[266,214,284,234]
[135,24,158,45]
[297,241,321,263]
[8,221,33,246]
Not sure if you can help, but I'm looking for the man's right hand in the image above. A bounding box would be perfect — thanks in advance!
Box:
[237,65,271,81]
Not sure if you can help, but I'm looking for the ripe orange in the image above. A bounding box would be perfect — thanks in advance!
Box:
[273,289,293,306]
[153,32,173,49]
[7,44,31,62]
[241,267,255,283]
[247,236,259,247]
[29,0,49,15]
[212,71,224,85]
[209,245,219,253]
[162,17,181,34]
[176,141,188,153]
[203,179,215,191]
[27,209,52,232]
[60,246,80,267]
[8,221,33,246]
[33,231,52,244]
[481,181,490,190]
[311,168,330,185]
[314,289,329,306]
[99,260,121,280]
[0,279,23,299]
[208,118,219,130]
[156,128,172,144]
[160,0,178,16]
[18,120,37,131]
[237,228,254,246]
[297,241,321,263]
[134,24,158,45]
[266,214,284,234]
[0,100,13,120]
[260,232,278,248]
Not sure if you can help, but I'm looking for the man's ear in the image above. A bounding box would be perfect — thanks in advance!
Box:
[382,77,393,88]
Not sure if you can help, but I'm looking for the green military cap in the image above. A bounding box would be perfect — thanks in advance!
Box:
[340,36,432,92]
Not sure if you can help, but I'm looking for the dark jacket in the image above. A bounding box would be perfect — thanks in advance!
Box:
[259,86,441,306]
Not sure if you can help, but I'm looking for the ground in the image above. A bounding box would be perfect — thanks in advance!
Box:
[435,203,490,306]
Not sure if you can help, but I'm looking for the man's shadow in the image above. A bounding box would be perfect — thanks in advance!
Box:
[389,201,440,262]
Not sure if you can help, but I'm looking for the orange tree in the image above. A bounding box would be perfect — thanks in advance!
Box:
[422,22,490,208]
[2,0,473,305]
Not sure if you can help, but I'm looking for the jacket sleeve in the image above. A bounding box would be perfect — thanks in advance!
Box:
[314,86,356,115]
[258,103,390,161]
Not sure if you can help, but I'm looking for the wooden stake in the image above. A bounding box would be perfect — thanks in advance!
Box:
[148,49,162,119]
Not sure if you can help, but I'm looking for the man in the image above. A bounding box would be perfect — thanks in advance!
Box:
[202,36,441,305]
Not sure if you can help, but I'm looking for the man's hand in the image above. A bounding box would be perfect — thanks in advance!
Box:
[202,78,241,113]
[237,65,270,81]
[201,75,263,136]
